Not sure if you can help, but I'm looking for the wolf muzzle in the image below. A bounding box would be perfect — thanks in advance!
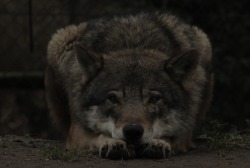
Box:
[123,123,144,144]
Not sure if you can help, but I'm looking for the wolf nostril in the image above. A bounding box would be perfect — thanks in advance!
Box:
[123,124,144,141]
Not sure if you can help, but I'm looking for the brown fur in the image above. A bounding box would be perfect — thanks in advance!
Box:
[45,13,213,159]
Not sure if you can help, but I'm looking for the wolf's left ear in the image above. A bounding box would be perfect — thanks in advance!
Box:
[165,49,199,82]
[74,42,103,77]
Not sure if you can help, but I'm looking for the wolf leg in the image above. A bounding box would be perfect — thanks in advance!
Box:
[174,131,193,153]
[66,123,135,159]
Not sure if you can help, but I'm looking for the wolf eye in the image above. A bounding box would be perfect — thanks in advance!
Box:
[148,96,161,104]
[107,94,119,104]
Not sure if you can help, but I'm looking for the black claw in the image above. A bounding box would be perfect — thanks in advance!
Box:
[164,150,170,158]
[100,143,135,160]
[100,145,109,158]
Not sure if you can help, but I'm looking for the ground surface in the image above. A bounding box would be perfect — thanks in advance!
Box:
[1,135,250,168]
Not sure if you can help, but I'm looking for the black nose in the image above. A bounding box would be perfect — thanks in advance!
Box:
[123,124,144,142]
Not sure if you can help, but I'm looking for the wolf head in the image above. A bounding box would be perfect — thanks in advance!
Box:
[74,43,199,145]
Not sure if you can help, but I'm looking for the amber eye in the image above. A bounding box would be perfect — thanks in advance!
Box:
[148,96,161,104]
[107,94,119,104]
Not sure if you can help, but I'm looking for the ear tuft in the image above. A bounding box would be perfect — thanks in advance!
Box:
[165,49,199,82]
[74,42,103,77]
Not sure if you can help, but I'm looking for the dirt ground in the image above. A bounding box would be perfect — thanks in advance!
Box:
[1,135,250,168]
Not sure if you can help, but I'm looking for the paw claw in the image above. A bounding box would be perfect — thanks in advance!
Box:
[99,139,134,160]
[142,139,171,159]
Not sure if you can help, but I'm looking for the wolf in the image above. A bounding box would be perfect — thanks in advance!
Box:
[45,13,213,159]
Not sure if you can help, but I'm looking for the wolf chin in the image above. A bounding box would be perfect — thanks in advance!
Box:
[45,13,213,159]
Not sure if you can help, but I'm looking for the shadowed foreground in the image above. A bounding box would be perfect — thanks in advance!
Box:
[0,135,250,168]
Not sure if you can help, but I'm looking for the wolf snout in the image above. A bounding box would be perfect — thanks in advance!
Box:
[123,124,144,143]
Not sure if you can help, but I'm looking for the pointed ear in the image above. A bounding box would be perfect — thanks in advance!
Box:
[165,49,199,82]
[74,42,103,77]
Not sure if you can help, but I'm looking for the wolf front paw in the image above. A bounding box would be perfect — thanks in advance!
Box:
[142,139,171,159]
[99,139,135,160]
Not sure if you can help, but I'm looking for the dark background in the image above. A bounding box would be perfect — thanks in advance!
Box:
[0,0,249,138]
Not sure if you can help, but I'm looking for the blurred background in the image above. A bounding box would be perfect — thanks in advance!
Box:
[0,0,249,138]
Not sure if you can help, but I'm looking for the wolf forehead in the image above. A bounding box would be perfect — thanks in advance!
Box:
[87,49,174,87]
[103,49,169,73]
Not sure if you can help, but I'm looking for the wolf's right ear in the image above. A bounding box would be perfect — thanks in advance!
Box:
[74,42,103,77]
[165,49,199,82]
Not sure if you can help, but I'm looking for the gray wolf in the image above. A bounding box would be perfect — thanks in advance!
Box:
[45,13,213,159]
